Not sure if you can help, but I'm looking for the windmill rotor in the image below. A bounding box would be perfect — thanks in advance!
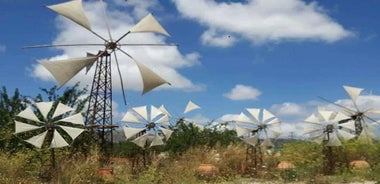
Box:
[303,110,356,146]
[14,101,85,149]
[121,105,173,149]
[235,108,281,148]
[320,85,380,142]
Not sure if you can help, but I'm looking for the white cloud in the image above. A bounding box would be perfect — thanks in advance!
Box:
[223,84,261,100]
[31,1,202,93]
[173,0,353,47]
[0,44,5,52]
[271,102,305,117]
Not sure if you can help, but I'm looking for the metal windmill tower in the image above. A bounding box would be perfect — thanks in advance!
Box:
[24,0,173,157]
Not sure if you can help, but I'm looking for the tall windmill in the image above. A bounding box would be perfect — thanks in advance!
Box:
[24,0,173,157]
[303,109,356,174]
[235,108,281,175]
[320,85,380,143]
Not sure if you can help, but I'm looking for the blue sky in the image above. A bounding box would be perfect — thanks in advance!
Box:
[1,0,380,138]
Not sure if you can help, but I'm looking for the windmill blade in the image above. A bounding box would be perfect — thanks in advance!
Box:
[17,107,41,123]
[318,110,334,122]
[50,130,70,148]
[242,134,259,146]
[260,138,274,148]
[59,113,84,125]
[304,113,320,124]
[310,133,326,145]
[123,127,145,139]
[121,111,140,123]
[133,59,170,95]
[339,120,356,131]
[130,13,170,36]
[262,109,275,122]
[150,134,164,147]
[159,105,171,117]
[325,133,342,147]
[100,0,113,41]
[113,52,127,105]
[246,108,260,122]
[58,125,84,140]
[132,134,149,148]
[132,106,148,121]
[235,124,254,137]
[303,123,323,135]
[333,112,351,122]
[36,102,54,119]
[47,0,91,31]
[40,56,98,86]
[236,112,254,124]
[266,118,280,126]
[151,105,164,120]
[159,127,173,140]
[25,130,48,149]
[337,129,356,141]
[343,85,363,104]
[184,100,201,114]
[52,102,74,118]
[14,121,42,134]
[156,115,170,125]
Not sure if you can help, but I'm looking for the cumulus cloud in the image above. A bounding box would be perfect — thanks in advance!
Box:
[173,0,353,47]
[223,84,261,100]
[31,1,202,93]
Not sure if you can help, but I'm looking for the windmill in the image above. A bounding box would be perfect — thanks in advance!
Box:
[320,85,380,143]
[14,101,85,180]
[24,0,173,157]
[121,105,173,169]
[235,108,281,175]
[171,100,204,129]
[303,109,356,174]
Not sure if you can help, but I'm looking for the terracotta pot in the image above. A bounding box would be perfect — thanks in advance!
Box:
[350,160,370,169]
[277,161,295,169]
[196,164,218,176]
[98,167,113,178]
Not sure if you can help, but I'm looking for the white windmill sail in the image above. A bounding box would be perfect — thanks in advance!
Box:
[235,124,253,137]
[132,134,149,148]
[262,109,275,122]
[343,85,363,103]
[133,60,170,95]
[52,102,74,118]
[318,110,334,122]
[184,101,200,114]
[325,132,342,147]
[50,130,70,148]
[159,105,171,117]
[60,113,84,125]
[123,127,145,139]
[132,106,148,121]
[17,107,41,123]
[310,133,326,145]
[159,127,173,140]
[36,102,54,119]
[47,0,92,31]
[246,108,260,122]
[337,129,356,141]
[150,134,164,147]
[40,56,97,86]
[338,120,356,131]
[303,123,322,135]
[155,115,170,125]
[242,134,259,146]
[260,138,274,148]
[15,121,41,134]
[59,125,85,140]
[236,112,254,124]
[130,13,170,36]
[121,111,140,123]
[150,105,163,120]
[25,131,48,149]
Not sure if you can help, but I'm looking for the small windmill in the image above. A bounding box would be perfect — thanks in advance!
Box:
[303,109,356,174]
[24,0,173,157]
[320,85,380,143]
[235,108,281,175]
[14,101,85,180]
[121,105,173,169]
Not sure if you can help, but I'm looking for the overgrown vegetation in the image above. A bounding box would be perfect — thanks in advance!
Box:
[1,85,380,183]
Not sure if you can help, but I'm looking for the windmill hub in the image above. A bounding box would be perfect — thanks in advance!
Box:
[258,124,267,130]
[352,112,363,120]
[325,124,334,133]
[105,41,119,51]
[147,122,156,129]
